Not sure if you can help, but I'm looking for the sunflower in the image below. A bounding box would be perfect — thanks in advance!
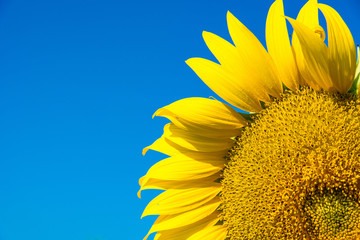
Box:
[139,0,360,239]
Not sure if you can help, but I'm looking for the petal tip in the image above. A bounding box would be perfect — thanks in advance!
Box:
[185,58,194,66]
[226,10,234,18]
[142,146,149,156]
[202,30,210,36]
[152,108,161,119]
[185,57,203,69]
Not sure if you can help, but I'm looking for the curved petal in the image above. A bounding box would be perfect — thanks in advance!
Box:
[141,152,226,182]
[154,97,246,135]
[287,17,332,91]
[227,11,282,99]
[357,45,360,77]
[188,225,227,240]
[143,198,221,240]
[352,46,360,93]
[153,212,220,240]
[318,4,356,93]
[266,0,300,91]
[143,120,235,156]
[186,57,263,113]
[296,0,319,29]
[138,174,220,198]
[356,45,360,80]
[163,123,235,152]
[142,186,221,217]
[292,0,321,88]
[203,31,271,103]
[143,135,183,156]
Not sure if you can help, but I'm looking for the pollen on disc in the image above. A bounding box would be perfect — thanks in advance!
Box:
[220,88,360,240]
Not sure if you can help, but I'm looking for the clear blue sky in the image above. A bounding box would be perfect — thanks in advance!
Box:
[0,0,359,239]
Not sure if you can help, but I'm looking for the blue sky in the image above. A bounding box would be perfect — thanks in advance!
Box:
[0,0,359,239]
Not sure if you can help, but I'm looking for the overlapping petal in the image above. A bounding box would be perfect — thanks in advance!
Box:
[287,17,332,91]
[266,0,300,91]
[226,12,282,99]
[291,0,356,93]
[154,97,246,131]
[142,135,183,156]
[186,57,263,112]
[143,198,221,240]
[355,46,360,92]
[186,11,283,113]
[143,123,235,156]
[187,225,227,240]
[163,123,235,152]
[318,3,356,92]
[202,31,271,103]
[357,46,360,78]
[153,212,220,240]
[142,186,221,217]
[292,0,322,89]
[138,174,220,198]
[143,87,246,160]
[141,152,226,182]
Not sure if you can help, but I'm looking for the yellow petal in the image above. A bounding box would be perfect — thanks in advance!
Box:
[143,198,220,240]
[137,174,220,198]
[188,225,227,240]
[201,31,241,73]
[287,17,332,91]
[227,11,282,99]
[153,212,219,240]
[141,152,226,182]
[142,186,221,217]
[186,57,263,113]
[163,123,235,152]
[202,31,271,103]
[296,0,319,29]
[318,4,356,93]
[144,120,233,157]
[292,0,320,88]
[266,0,300,91]
[154,97,246,130]
[143,135,183,156]
[356,45,360,79]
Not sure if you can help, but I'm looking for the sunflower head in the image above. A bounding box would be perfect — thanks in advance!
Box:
[139,0,359,239]
[222,88,360,239]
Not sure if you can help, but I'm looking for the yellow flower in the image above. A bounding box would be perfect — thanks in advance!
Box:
[139,0,360,239]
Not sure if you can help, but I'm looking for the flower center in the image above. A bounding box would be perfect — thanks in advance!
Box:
[221,88,360,239]
[304,187,360,239]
